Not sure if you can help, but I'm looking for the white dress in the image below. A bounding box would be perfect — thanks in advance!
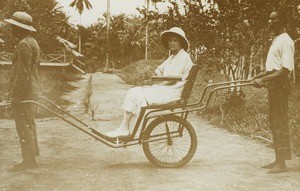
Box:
[122,49,193,115]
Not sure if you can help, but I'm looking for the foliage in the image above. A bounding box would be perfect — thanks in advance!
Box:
[84,22,106,64]
[110,15,148,66]
[54,13,77,40]
[83,14,146,70]
[69,0,92,15]
[0,70,10,118]
[139,0,299,79]
[0,0,76,53]
[116,59,163,86]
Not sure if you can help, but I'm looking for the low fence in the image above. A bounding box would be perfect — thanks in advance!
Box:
[0,52,73,64]
[0,52,13,62]
[0,52,85,73]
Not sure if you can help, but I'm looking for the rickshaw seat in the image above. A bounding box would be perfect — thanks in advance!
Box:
[146,100,183,110]
[145,64,200,110]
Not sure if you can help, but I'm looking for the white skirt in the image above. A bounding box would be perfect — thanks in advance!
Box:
[122,84,184,115]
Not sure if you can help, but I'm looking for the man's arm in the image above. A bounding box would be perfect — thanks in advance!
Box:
[11,42,31,101]
[253,38,294,87]
[253,68,289,87]
[261,68,289,82]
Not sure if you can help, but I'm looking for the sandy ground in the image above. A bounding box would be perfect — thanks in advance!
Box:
[0,73,300,191]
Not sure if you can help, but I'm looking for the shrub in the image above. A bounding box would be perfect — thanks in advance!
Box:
[0,70,10,118]
[115,59,163,86]
[81,74,99,121]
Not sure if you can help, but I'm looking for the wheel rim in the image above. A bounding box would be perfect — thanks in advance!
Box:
[147,120,192,165]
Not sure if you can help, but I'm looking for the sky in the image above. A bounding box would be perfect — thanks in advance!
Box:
[56,0,173,26]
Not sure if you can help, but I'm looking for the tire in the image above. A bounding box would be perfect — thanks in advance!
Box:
[142,115,197,168]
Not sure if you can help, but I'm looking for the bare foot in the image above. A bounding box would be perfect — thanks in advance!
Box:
[261,161,277,169]
[267,163,288,174]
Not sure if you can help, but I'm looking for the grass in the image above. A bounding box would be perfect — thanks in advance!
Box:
[116,59,300,157]
[0,69,82,118]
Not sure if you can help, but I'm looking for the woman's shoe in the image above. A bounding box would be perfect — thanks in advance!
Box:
[105,128,130,138]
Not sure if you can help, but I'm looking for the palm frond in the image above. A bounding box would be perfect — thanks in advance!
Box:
[84,0,93,10]
[69,0,76,7]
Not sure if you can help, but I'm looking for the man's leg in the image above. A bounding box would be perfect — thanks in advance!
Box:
[261,88,278,169]
[25,103,39,157]
[267,79,291,173]
[10,103,39,171]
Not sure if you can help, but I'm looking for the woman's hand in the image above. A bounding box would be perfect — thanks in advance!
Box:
[159,81,176,86]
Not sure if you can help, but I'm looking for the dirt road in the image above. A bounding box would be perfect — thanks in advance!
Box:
[1,73,299,191]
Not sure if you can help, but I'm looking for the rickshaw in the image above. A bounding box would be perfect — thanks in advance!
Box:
[0,64,254,168]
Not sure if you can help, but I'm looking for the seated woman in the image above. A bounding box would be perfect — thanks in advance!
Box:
[106,27,193,138]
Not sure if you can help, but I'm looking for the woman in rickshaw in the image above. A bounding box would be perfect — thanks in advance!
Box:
[106,27,193,138]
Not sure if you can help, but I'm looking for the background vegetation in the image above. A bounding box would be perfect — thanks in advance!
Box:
[1,0,299,71]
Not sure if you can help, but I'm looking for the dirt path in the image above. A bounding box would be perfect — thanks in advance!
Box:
[1,73,299,191]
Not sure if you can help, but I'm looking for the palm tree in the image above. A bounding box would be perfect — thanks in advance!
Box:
[53,10,76,39]
[69,0,93,53]
[69,0,92,15]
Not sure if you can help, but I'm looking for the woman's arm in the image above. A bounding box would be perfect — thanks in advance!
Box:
[159,81,177,86]
[155,58,169,76]
[154,68,163,76]
[151,76,182,86]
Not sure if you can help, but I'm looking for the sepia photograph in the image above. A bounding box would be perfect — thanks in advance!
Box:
[0,0,299,190]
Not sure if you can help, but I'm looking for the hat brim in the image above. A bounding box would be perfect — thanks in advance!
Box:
[160,31,189,51]
[4,19,36,32]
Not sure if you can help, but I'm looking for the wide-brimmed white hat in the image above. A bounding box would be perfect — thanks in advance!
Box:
[160,27,189,51]
[5,11,36,32]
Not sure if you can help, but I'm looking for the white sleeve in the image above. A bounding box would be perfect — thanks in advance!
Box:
[155,58,169,75]
[281,40,294,71]
[181,57,193,80]
[172,51,193,79]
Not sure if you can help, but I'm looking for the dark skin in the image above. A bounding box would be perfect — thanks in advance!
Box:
[251,11,290,87]
[252,11,293,173]
[11,25,30,40]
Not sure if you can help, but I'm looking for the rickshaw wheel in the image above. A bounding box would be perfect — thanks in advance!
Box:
[142,115,197,168]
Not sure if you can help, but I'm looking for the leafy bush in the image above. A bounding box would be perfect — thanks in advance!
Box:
[115,59,163,86]
[0,70,10,118]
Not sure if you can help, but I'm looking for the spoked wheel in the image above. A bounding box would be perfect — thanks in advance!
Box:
[142,115,197,168]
